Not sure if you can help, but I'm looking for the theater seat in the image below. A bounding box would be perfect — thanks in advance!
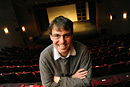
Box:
[98,50,108,57]
[122,80,130,87]
[21,60,33,66]
[19,66,34,72]
[0,66,10,73]
[102,55,116,65]
[119,47,129,53]
[11,60,23,66]
[92,57,102,66]
[3,60,14,66]
[96,82,122,87]
[92,75,118,87]
[0,60,5,66]
[0,74,6,84]
[8,66,21,72]
[2,72,22,83]
[34,71,41,82]
[109,49,119,56]
[32,65,39,71]
[115,53,129,62]
[126,61,130,72]
[92,65,108,77]
[18,72,38,82]
[116,73,130,82]
[31,59,39,65]
[108,62,127,75]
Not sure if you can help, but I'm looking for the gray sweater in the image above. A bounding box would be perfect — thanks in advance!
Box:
[39,40,92,87]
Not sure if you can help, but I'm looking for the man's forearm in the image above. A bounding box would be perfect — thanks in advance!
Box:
[53,69,90,87]
[72,68,88,79]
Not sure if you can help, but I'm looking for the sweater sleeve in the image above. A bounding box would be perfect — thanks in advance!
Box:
[59,50,92,87]
[39,52,59,87]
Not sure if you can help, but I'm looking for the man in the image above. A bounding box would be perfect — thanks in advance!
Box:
[39,16,92,87]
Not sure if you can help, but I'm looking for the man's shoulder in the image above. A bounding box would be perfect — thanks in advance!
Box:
[73,40,89,52]
[40,44,53,55]
[73,40,87,48]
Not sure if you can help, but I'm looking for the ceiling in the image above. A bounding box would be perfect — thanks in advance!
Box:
[28,0,92,9]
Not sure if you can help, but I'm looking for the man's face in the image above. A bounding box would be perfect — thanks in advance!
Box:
[50,27,73,57]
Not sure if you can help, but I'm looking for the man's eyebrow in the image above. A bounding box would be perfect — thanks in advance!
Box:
[64,33,71,35]
[53,33,71,35]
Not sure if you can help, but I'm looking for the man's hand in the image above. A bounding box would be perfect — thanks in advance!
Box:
[53,76,60,83]
[72,69,88,79]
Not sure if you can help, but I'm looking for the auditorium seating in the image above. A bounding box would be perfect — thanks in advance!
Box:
[92,57,102,66]
[116,72,130,82]
[0,74,6,84]
[122,80,130,87]
[8,66,22,72]
[108,62,127,75]
[115,53,129,62]
[102,55,116,65]
[0,66,10,73]
[21,60,33,66]
[35,71,41,82]
[92,65,109,77]
[0,34,130,87]
[32,65,39,71]
[18,72,38,82]
[92,75,119,87]
[98,50,108,57]
[126,61,130,72]
[2,72,22,83]
[11,60,23,66]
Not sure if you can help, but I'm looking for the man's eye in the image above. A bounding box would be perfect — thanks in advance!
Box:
[65,34,70,37]
[64,34,71,37]
[55,34,60,37]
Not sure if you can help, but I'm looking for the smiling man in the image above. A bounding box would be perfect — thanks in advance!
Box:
[39,16,92,87]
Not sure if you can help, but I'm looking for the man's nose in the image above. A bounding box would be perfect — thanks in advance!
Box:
[59,36,65,43]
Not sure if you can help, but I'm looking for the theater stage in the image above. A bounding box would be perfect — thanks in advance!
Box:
[38,21,99,42]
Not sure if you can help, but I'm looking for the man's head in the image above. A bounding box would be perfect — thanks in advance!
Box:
[49,16,73,34]
[49,16,73,57]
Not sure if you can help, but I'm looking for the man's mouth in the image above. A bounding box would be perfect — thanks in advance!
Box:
[58,45,66,47]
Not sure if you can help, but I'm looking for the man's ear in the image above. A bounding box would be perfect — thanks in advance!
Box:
[50,34,52,41]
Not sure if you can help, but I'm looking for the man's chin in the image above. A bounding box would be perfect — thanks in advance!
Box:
[59,50,67,53]
[58,50,68,54]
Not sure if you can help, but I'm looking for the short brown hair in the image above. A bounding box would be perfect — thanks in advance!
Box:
[49,16,73,34]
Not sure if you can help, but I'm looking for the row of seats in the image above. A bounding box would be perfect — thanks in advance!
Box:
[0,61,129,81]
[92,52,130,66]
[90,34,130,87]
[0,58,130,77]
[18,80,130,87]
[91,48,130,59]
[92,73,130,87]
[0,59,39,67]
[92,61,130,78]
[0,71,41,83]
[1,71,129,87]
[0,45,45,61]
[78,34,130,48]
[0,65,39,73]
[90,45,129,54]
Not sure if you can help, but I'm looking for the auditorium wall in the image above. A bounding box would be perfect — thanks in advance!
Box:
[0,0,39,50]
[0,0,25,49]
[96,0,130,35]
